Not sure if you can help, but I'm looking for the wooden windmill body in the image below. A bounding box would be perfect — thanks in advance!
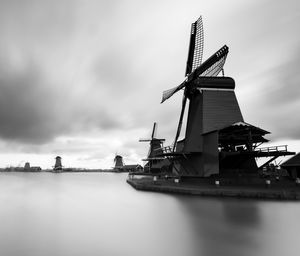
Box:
[174,77,244,176]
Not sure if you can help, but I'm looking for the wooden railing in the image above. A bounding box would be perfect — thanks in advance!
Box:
[153,145,173,154]
[256,145,288,153]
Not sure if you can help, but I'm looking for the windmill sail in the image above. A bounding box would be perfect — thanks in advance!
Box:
[192,16,204,72]
[186,16,204,76]
[162,17,204,104]
[161,81,186,103]
[151,122,157,139]
[161,45,229,103]
[192,45,228,78]
[200,54,228,76]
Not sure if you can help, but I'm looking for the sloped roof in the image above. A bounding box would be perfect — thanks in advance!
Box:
[281,153,300,167]
[223,121,270,134]
[217,121,269,145]
[203,120,270,135]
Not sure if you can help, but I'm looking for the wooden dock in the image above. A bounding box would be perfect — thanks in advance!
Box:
[127,175,300,200]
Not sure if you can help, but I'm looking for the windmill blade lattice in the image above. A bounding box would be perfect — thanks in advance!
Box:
[199,53,228,77]
[161,81,186,103]
[191,16,204,72]
[185,16,204,76]
[191,45,229,79]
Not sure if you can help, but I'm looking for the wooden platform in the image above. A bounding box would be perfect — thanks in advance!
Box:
[127,176,300,200]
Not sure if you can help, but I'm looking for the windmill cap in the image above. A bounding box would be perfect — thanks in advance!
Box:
[191,76,235,90]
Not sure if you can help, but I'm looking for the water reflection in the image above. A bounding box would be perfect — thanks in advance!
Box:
[171,195,300,256]
[181,197,262,256]
[0,173,300,256]
[222,201,260,227]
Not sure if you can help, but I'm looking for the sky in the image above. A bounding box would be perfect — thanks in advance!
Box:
[0,0,299,169]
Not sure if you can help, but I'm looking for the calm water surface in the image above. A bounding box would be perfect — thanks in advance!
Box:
[0,172,299,256]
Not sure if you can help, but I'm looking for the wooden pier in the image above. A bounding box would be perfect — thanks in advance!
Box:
[127,174,300,200]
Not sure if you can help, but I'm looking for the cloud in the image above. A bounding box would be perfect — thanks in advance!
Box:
[263,49,300,106]
[259,48,300,140]
[239,45,300,141]
[0,0,132,145]
[0,54,126,144]
[0,0,300,168]
[222,0,300,142]
[0,59,66,143]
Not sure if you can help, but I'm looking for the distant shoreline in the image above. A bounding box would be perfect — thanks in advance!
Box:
[0,169,128,173]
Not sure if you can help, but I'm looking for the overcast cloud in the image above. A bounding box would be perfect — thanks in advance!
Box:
[0,0,299,168]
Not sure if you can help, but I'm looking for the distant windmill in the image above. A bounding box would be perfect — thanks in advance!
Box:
[139,122,167,172]
[114,154,124,171]
[24,162,30,171]
[54,156,63,172]
[161,16,229,151]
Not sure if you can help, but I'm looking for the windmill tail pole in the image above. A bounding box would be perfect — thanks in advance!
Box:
[173,93,187,152]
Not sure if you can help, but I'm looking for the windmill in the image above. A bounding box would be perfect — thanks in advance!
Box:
[161,16,230,151]
[159,16,296,178]
[114,154,124,171]
[53,156,63,172]
[139,122,169,173]
[160,16,245,176]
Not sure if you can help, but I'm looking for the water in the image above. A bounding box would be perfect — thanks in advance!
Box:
[0,172,299,256]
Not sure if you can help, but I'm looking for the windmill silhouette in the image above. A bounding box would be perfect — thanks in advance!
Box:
[53,156,63,172]
[113,154,124,171]
[160,16,244,176]
[160,16,295,177]
[139,122,169,173]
